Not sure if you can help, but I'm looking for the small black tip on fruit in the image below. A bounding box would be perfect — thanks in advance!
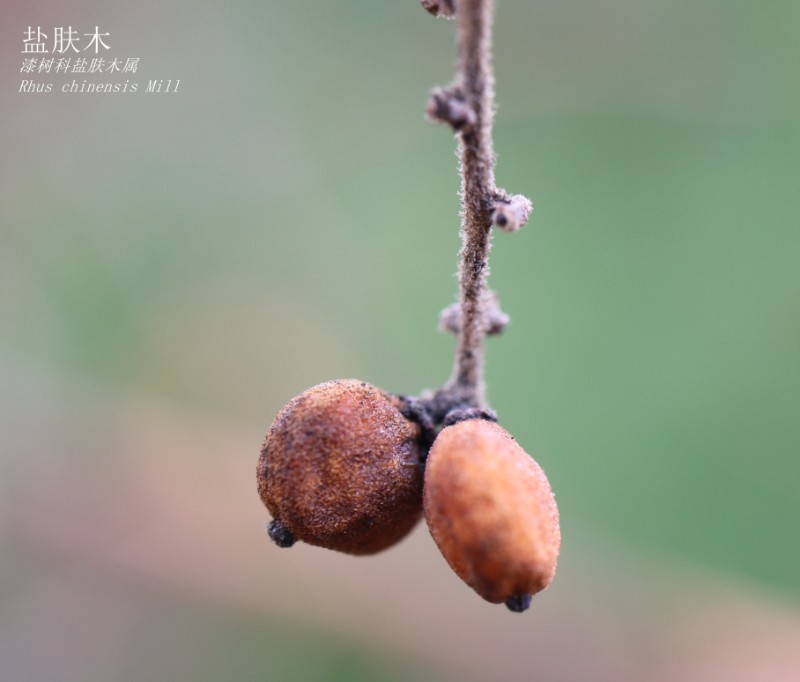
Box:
[267,519,296,548]
[505,594,532,613]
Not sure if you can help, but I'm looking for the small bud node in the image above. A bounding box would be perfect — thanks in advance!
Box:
[438,290,509,336]
[426,87,476,131]
[492,194,533,232]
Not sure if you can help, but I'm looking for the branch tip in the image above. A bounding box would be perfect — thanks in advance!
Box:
[421,0,456,18]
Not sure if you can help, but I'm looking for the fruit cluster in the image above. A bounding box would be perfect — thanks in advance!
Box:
[257,379,560,612]
[257,0,562,614]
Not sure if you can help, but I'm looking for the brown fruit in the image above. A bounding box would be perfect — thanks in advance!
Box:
[257,380,424,555]
[423,419,560,610]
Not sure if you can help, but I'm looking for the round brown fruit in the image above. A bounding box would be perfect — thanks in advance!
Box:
[257,380,424,555]
[423,419,560,610]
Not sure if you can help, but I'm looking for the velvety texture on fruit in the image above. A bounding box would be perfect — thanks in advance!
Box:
[424,419,560,604]
[258,380,424,555]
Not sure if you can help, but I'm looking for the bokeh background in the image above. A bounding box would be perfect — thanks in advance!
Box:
[2,1,799,680]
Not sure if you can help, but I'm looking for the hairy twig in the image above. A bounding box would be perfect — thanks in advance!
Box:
[425,0,532,415]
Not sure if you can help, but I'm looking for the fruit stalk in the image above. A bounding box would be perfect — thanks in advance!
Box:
[447,0,496,411]
[431,0,531,414]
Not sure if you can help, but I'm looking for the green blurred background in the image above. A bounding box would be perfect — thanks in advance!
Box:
[2,1,799,680]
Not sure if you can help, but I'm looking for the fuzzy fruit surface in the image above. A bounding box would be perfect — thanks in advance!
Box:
[258,380,424,555]
[424,419,561,603]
